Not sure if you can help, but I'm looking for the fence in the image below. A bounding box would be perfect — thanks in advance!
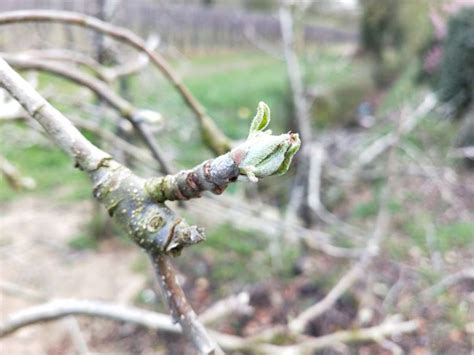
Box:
[0,0,357,51]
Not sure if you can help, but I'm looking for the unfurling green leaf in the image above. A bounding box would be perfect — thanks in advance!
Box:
[248,101,271,137]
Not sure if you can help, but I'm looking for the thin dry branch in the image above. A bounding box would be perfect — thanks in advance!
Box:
[279,4,312,143]
[3,55,139,118]
[306,142,364,238]
[289,96,419,333]
[2,49,109,81]
[0,10,231,155]
[449,146,474,159]
[261,318,420,354]
[0,154,35,190]
[422,268,474,296]
[352,94,437,171]
[0,298,418,353]
[104,35,160,81]
[2,36,158,83]
[3,55,171,174]
[0,299,180,337]
[199,292,253,325]
[279,3,316,227]
[150,253,221,354]
[184,194,362,259]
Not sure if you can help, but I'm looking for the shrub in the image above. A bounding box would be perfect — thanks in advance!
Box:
[437,7,474,116]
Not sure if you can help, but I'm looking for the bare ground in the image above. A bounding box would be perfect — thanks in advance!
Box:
[0,197,148,355]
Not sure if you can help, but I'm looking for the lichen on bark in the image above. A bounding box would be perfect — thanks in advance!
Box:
[89,159,205,255]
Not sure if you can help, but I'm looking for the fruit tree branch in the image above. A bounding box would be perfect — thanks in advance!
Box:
[0,10,232,155]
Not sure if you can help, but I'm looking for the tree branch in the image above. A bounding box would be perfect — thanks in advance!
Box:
[0,57,109,171]
[0,56,206,254]
[0,57,217,353]
[150,252,221,354]
[0,154,35,190]
[0,299,180,338]
[261,318,420,354]
[0,10,231,155]
[289,95,418,333]
[198,292,253,325]
[1,36,159,83]
[1,49,110,81]
[0,298,419,353]
[3,54,171,174]
[145,103,300,202]
[351,94,437,171]
[0,58,300,354]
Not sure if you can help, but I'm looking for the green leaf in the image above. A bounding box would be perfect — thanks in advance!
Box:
[249,101,271,137]
[276,134,301,175]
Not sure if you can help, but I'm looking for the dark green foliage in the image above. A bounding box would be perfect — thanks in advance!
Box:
[360,0,403,60]
[437,8,474,116]
[454,110,474,165]
[455,110,474,146]
[312,77,374,127]
[360,0,432,87]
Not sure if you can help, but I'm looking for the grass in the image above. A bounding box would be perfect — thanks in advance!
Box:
[0,136,91,202]
[377,61,421,115]
[184,223,299,291]
[68,233,98,250]
[403,219,474,254]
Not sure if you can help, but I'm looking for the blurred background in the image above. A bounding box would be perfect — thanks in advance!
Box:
[0,0,473,354]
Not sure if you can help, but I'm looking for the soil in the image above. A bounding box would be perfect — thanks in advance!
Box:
[0,197,148,355]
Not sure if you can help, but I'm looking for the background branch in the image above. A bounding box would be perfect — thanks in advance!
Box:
[0,154,35,190]
[0,10,232,155]
[3,55,171,174]
[0,298,419,353]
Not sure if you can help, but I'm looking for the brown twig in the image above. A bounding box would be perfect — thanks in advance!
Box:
[150,252,222,354]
